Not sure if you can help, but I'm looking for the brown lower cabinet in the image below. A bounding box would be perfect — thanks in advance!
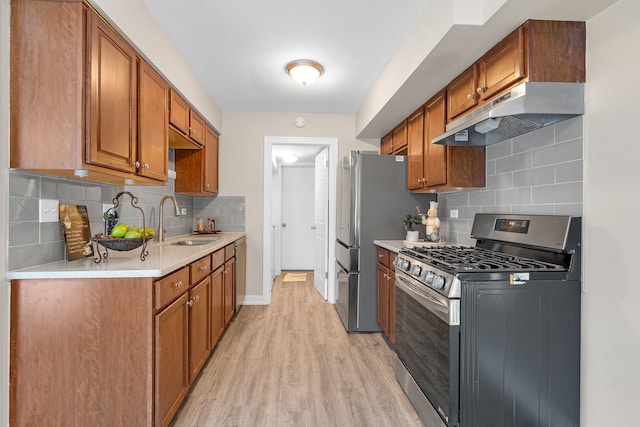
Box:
[376,247,396,343]
[10,243,239,427]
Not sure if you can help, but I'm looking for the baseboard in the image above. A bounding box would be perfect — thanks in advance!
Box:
[240,295,267,305]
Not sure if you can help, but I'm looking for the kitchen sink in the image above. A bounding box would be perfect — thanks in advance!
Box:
[170,239,217,246]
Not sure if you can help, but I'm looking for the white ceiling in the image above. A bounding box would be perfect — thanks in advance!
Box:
[140,0,617,141]
[140,0,429,115]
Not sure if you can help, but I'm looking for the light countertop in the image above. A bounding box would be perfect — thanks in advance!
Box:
[373,240,405,253]
[6,232,245,280]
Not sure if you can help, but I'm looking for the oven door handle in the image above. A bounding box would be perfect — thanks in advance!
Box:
[396,273,458,325]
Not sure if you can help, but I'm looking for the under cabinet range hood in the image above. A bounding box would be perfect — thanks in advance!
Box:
[432,82,585,147]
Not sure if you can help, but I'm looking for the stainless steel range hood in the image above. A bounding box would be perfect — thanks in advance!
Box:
[432,82,584,147]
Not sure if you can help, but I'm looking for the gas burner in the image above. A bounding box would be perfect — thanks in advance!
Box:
[404,246,565,273]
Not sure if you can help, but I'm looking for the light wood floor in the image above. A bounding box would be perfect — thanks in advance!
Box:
[171,273,421,427]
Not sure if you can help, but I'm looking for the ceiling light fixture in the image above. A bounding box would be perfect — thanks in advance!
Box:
[285,60,324,86]
[281,154,299,164]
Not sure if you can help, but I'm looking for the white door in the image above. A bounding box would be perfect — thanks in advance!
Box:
[314,148,329,299]
[281,166,315,270]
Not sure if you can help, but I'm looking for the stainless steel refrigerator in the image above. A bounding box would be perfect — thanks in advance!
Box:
[335,151,436,332]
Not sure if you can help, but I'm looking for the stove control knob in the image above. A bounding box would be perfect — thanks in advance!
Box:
[401,259,411,271]
[424,271,434,284]
[432,275,446,290]
[410,264,422,276]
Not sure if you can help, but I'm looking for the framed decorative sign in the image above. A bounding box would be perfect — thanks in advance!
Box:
[59,205,94,261]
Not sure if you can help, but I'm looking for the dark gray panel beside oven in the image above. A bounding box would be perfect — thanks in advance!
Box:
[460,280,581,427]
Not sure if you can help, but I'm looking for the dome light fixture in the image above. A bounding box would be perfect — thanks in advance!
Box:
[281,154,299,164]
[285,60,324,86]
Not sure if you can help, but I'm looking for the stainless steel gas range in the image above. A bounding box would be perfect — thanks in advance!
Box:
[393,213,581,427]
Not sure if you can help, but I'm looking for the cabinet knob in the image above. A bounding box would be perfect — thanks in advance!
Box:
[199,266,208,272]
[175,281,183,288]
[383,273,388,279]
[142,163,149,169]
[194,295,200,302]
[477,86,487,93]
[132,161,140,168]
[378,253,384,258]
[205,183,210,188]
[187,300,193,307]
[467,93,475,99]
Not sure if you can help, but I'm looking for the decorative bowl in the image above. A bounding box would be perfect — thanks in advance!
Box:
[92,237,152,251]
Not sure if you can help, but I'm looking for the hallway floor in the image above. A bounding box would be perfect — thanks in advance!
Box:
[170,272,421,426]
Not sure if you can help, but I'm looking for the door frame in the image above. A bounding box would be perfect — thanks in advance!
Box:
[263,136,338,304]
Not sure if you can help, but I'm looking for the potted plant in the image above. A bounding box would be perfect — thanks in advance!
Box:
[402,214,422,242]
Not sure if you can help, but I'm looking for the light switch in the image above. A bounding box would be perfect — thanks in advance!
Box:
[39,199,59,223]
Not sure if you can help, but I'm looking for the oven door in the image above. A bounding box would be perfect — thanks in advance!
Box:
[395,271,460,427]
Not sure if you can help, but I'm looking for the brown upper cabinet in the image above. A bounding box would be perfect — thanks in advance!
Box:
[380,121,408,155]
[10,1,171,185]
[408,91,485,193]
[169,89,205,148]
[446,65,479,122]
[446,19,585,123]
[174,125,219,196]
[138,60,169,181]
[380,132,393,155]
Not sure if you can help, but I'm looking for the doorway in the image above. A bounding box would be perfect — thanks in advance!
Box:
[263,137,338,305]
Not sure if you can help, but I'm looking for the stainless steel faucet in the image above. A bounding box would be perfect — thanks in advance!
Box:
[158,195,181,242]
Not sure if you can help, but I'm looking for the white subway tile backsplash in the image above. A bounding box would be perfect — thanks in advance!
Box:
[554,116,583,143]
[555,160,583,183]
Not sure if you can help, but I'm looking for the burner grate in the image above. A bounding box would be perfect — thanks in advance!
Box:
[407,246,565,273]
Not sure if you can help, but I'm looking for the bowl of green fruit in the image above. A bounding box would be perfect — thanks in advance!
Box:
[92,223,155,251]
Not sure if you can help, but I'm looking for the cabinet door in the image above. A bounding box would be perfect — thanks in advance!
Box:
[446,65,478,122]
[169,90,190,136]
[406,107,425,190]
[87,11,137,173]
[189,277,211,383]
[392,120,408,153]
[155,293,189,427]
[223,259,235,326]
[211,266,225,348]
[424,91,447,188]
[203,127,219,195]
[477,27,525,101]
[189,110,206,146]
[138,60,168,181]
[377,262,390,335]
[380,132,393,155]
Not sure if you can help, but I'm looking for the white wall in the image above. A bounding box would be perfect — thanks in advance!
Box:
[219,112,377,300]
[583,0,640,424]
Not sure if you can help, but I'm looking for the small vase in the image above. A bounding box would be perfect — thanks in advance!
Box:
[406,230,419,242]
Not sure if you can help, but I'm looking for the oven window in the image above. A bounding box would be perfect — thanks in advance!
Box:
[396,286,453,423]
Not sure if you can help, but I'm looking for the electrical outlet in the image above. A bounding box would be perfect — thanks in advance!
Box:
[181,208,187,215]
[39,199,59,223]
[450,209,459,219]
[102,203,115,215]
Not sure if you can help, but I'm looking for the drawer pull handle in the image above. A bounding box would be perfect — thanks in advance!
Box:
[175,281,183,288]
[186,300,193,308]
[199,266,208,272]
[194,295,200,302]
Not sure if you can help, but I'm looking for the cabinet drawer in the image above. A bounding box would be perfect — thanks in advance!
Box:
[155,266,189,310]
[190,255,211,285]
[224,244,235,261]
[169,90,190,135]
[376,247,389,267]
[212,249,225,271]
[189,110,205,146]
